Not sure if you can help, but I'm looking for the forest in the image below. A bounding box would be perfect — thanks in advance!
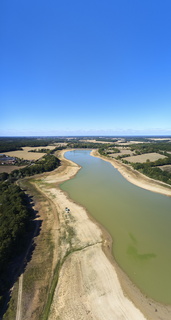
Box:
[0,151,60,314]
[0,182,33,310]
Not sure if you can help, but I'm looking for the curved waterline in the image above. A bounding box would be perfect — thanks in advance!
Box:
[60,149,171,304]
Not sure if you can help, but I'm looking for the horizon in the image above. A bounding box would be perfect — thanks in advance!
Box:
[1,135,171,138]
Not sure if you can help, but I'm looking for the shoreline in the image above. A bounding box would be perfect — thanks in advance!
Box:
[35,149,171,319]
[91,149,171,197]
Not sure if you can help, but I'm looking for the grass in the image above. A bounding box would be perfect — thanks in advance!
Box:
[3,282,19,320]
[41,261,61,320]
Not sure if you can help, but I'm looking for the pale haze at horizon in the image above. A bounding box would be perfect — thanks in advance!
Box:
[1,0,171,136]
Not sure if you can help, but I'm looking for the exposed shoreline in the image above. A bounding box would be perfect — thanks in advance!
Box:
[91,149,171,197]
[35,149,171,320]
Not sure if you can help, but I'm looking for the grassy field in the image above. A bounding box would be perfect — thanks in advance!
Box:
[124,152,166,163]
[159,165,171,173]
[109,148,134,158]
[3,145,57,160]
[0,165,26,173]
[22,146,56,151]
[4,150,46,160]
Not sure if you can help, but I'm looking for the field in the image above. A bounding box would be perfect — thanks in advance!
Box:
[80,139,113,144]
[109,148,134,158]
[159,165,171,173]
[22,146,56,151]
[3,145,57,160]
[124,152,166,163]
[0,165,26,174]
[4,150,46,160]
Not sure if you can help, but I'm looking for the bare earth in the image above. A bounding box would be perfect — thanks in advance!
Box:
[0,165,26,173]
[3,145,57,160]
[20,149,171,320]
[92,150,171,197]
[125,152,166,163]
[43,150,146,320]
[4,150,46,160]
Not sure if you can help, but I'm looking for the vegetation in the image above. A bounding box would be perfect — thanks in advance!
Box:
[0,154,60,182]
[98,139,171,186]
[0,149,61,317]
[0,137,67,153]
[67,141,110,149]
[129,142,171,154]
[0,182,33,311]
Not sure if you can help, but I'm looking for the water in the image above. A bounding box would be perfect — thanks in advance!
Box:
[61,150,171,304]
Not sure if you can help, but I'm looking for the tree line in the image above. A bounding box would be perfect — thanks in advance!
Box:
[0,182,33,310]
[0,153,60,313]
[0,137,67,153]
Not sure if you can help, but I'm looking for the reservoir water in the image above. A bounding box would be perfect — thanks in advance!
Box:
[61,150,171,304]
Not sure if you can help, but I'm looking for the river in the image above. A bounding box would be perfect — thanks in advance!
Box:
[60,149,171,304]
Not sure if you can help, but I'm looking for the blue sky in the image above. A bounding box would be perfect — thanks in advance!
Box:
[1,0,171,136]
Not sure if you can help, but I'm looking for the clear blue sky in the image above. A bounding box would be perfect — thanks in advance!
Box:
[1,0,171,136]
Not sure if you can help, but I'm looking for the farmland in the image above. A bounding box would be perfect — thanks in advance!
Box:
[0,165,26,174]
[3,146,57,160]
[124,152,166,163]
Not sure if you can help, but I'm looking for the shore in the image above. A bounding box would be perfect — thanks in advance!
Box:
[91,149,171,197]
[35,149,171,320]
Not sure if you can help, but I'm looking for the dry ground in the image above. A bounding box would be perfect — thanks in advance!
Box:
[3,145,57,160]
[0,165,26,173]
[124,152,166,163]
[80,139,113,144]
[4,150,46,160]
[4,149,171,320]
[109,147,134,158]
[159,165,171,173]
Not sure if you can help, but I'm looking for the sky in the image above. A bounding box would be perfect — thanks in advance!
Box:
[1,0,171,136]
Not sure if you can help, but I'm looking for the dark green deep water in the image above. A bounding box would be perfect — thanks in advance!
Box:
[60,150,171,304]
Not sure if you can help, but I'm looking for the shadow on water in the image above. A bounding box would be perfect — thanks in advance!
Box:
[0,194,42,319]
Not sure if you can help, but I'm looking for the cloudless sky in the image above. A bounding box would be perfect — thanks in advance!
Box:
[1,0,171,136]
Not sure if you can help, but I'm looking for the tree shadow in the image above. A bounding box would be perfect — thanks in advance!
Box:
[0,194,42,319]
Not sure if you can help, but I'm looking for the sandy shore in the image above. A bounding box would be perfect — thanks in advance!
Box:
[91,149,171,197]
[36,150,171,320]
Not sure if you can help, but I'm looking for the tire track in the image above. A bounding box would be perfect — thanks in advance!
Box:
[16,273,23,320]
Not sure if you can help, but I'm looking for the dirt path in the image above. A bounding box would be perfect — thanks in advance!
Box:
[15,274,23,320]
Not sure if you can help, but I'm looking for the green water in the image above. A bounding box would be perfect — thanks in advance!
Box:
[60,150,171,304]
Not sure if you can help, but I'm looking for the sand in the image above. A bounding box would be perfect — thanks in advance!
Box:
[38,150,145,320]
[35,149,171,320]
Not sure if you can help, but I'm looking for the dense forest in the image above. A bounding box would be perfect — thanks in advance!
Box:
[0,182,33,310]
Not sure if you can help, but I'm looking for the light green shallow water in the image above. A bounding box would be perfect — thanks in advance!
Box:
[60,150,171,304]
